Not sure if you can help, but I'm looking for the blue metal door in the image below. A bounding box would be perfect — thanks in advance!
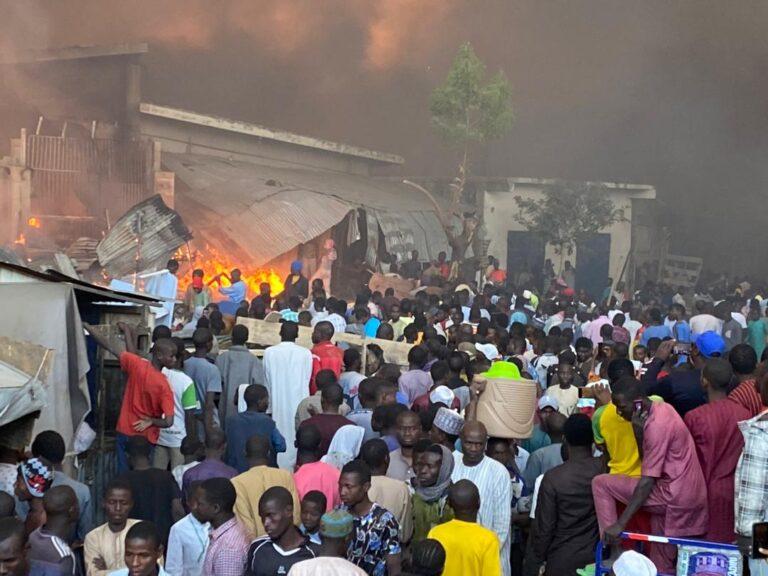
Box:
[576,233,611,302]
[507,231,546,288]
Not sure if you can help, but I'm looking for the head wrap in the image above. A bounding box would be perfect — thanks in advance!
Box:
[321,425,365,470]
[291,260,303,274]
[414,445,454,503]
[18,458,53,498]
[320,509,354,538]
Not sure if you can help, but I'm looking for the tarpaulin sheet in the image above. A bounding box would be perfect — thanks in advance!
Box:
[0,283,90,449]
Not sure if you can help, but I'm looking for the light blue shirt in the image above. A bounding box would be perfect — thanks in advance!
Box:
[218,280,246,303]
[164,513,210,576]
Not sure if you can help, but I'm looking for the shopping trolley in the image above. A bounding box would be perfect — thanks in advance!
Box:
[594,531,741,576]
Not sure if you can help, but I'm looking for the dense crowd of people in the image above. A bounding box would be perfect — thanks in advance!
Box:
[2,257,768,576]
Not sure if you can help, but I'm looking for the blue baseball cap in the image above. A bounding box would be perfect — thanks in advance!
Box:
[695,331,726,358]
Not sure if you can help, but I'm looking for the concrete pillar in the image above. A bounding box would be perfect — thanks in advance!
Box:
[126,63,142,135]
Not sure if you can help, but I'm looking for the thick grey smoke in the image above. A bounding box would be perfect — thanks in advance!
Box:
[1,1,767,272]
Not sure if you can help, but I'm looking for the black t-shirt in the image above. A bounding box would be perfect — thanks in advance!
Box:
[245,535,318,576]
[446,375,466,390]
[117,468,180,544]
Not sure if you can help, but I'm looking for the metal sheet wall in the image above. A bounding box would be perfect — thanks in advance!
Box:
[375,210,416,263]
[26,135,153,239]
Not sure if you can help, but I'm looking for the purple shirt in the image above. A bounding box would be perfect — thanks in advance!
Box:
[203,517,251,576]
[642,401,708,536]
[398,370,433,405]
[586,316,613,346]
[182,458,237,497]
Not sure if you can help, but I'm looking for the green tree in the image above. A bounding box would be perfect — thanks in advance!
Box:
[405,42,513,262]
[514,181,625,271]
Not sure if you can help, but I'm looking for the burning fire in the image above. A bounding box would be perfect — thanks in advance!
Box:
[176,245,285,300]
[27,217,41,229]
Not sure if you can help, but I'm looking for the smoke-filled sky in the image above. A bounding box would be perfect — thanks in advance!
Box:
[2,1,768,269]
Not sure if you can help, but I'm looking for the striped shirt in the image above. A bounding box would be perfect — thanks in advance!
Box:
[28,528,76,575]
[203,517,252,576]
[451,454,512,576]
[735,411,768,536]
[729,379,765,418]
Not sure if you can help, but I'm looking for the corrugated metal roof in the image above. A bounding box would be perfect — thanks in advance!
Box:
[97,195,193,277]
[375,210,416,263]
[164,153,433,212]
[165,153,449,267]
[181,188,351,266]
[413,211,452,260]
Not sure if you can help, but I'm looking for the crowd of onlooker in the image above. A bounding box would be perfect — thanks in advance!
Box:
[3,260,768,575]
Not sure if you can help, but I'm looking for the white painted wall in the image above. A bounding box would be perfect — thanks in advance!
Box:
[483,185,638,282]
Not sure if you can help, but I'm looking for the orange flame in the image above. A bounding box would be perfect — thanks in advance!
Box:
[27,217,41,228]
[176,245,285,300]
[13,233,25,246]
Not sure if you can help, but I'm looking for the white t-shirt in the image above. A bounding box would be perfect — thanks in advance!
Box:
[158,368,198,448]
[689,314,723,336]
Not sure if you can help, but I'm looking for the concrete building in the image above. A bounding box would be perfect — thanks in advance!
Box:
[482,178,657,298]
[137,102,450,289]
[0,44,153,250]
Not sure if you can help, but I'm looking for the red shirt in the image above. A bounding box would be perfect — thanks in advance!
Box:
[116,352,175,444]
[489,269,507,284]
[728,379,765,417]
[298,414,354,455]
[411,393,460,413]
[310,342,344,394]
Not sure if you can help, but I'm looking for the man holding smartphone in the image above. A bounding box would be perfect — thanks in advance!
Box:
[592,376,708,572]
[641,332,726,417]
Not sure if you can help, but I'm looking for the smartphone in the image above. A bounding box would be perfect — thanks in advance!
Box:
[673,342,691,355]
[753,521,768,559]
[633,400,644,414]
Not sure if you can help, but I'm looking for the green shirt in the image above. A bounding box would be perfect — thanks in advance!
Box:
[412,494,454,543]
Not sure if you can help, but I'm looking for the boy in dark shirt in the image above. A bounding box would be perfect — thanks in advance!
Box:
[225,384,285,472]
[117,436,184,545]
[245,486,318,576]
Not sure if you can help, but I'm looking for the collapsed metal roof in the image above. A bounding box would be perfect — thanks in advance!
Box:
[164,153,450,265]
[96,195,193,277]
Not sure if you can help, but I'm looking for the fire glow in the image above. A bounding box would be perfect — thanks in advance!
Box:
[176,245,285,300]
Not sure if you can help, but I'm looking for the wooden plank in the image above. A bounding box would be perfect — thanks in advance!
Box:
[235,317,413,367]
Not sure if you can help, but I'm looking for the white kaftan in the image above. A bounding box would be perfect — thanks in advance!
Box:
[145,270,178,328]
[263,341,312,468]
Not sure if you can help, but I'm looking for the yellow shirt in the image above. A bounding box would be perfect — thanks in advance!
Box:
[231,465,301,537]
[428,519,501,576]
[592,403,642,477]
